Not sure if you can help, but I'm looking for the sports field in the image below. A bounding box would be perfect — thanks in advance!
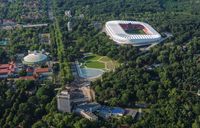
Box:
[125,29,146,35]
[81,54,119,71]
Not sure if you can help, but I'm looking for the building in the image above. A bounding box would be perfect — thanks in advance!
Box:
[35,68,52,77]
[111,107,125,116]
[76,102,101,112]
[67,22,73,32]
[0,62,15,79]
[57,88,90,113]
[135,103,148,108]
[19,76,36,80]
[97,106,112,119]
[105,20,161,46]
[57,90,71,113]
[22,50,48,65]
[80,110,98,121]
[80,86,96,101]
[125,109,138,120]
[26,67,34,76]
[0,64,10,69]
[0,68,10,78]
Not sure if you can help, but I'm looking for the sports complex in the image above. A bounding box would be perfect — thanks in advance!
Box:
[105,20,162,46]
[76,53,119,80]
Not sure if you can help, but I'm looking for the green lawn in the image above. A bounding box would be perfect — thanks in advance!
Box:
[125,29,146,35]
[85,61,105,69]
[84,54,101,61]
[99,56,119,70]
[99,56,111,62]
[82,54,119,70]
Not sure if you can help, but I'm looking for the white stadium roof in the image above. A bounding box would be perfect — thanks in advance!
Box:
[105,20,161,46]
[23,51,47,65]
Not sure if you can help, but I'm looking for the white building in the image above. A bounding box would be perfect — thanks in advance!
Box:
[22,50,48,65]
[105,20,162,46]
[80,110,98,121]
[67,22,72,32]
[57,90,71,113]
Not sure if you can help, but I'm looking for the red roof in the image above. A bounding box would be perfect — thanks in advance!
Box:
[0,64,10,69]
[0,69,10,74]
[26,68,34,72]
[19,76,36,80]
[35,68,49,73]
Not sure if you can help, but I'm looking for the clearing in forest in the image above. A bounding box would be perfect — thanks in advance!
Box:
[80,53,119,71]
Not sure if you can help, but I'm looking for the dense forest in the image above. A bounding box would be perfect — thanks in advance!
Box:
[52,0,200,127]
[0,0,199,127]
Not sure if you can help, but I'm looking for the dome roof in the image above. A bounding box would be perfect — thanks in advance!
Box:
[23,52,47,65]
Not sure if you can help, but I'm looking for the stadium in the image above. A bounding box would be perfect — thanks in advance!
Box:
[105,20,162,46]
[22,51,48,65]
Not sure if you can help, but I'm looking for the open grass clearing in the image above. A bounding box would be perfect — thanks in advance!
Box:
[84,54,101,61]
[99,56,111,61]
[85,61,105,69]
[81,53,120,71]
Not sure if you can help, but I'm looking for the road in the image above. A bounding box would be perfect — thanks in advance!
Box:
[140,32,173,51]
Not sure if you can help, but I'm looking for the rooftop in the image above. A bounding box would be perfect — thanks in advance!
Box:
[0,69,10,74]
[23,51,47,65]
[0,64,10,69]
[106,21,160,38]
[111,107,125,115]
[35,68,49,73]
[76,102,101,112]
[105,20,162,46]
[19,76,36,80]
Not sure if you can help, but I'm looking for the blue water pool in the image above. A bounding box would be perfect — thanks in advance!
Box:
[76,62,104,79]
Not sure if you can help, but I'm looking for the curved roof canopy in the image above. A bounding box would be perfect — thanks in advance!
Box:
[105,20,161,46]
[23,52,47,65]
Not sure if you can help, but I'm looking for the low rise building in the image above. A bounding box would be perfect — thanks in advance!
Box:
[19,76,36,80]
[97,106,112,119]
[111,107,125,116]
[125,109,138,120]
[0,69,9,78]
[0,62,15,79]
[35,68,52,76]
[76,102,101,112]
[80,110,98,121]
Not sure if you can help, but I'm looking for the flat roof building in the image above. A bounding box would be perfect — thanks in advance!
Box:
[111,107,125,116]
[80,110,98,121]
[76,102,101,112]
[57,88,90,113]
[0,62,15,79]
[19,76,36,80]
[57,90,71,113]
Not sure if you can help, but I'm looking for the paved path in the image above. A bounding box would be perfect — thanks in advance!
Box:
[140,32,173,51]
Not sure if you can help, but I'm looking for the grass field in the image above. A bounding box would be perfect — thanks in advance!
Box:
[85,61,105,69]
[81,53,119,71]
[125,29,146,35]
[84,55,101,61]
[99,56,110,61]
